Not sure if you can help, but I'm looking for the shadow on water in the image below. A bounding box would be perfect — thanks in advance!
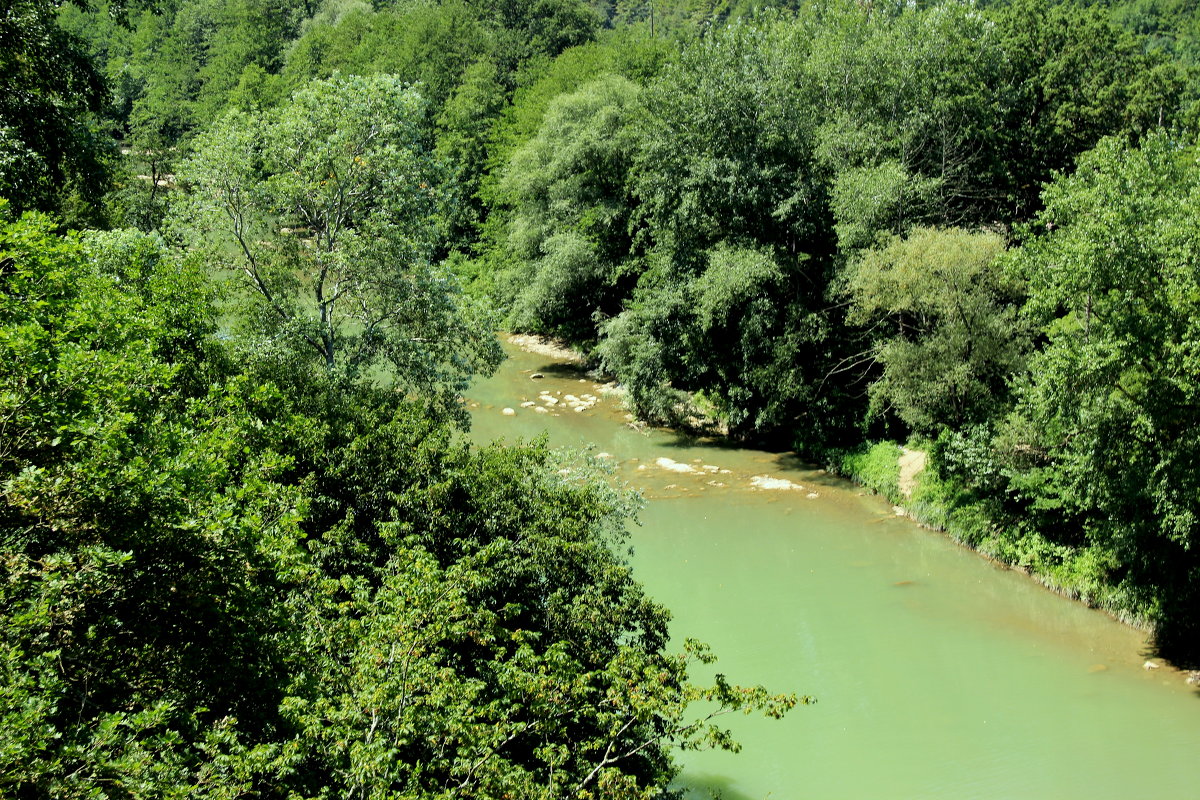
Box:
[655,429,748,453]
[513,359,590,380]
[1148,618,1200,676]
[673,773,760,800]
[651,427,809,461]
[651,433,845,481]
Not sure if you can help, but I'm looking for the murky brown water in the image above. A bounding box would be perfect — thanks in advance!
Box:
[468,344,1200,799]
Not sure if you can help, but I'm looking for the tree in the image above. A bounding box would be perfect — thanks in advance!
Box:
[987,0,1185,220]
[280,1,492,116]
[845,226,1027,435]
[632,18,824,263]
[497,75,643,341]
[177,73,501,409]
[998,133,1200,651]
[594,20,864,445]
[0,207,302,796]
[806,1,1000,239]
[0,0,113,221]
[0,203,802,796]
[436,58,507,249]
[481,0,602,73]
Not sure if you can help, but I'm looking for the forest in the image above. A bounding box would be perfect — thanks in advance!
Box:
[2,0,1199,795]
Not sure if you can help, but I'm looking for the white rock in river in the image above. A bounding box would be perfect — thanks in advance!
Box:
[656,457,699,474]
[750,475,803,490]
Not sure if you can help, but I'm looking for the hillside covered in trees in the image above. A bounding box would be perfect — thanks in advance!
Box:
[3,0,1200,795]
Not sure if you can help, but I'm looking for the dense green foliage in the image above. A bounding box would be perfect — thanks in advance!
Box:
[995,134,1200,643]
[1,0,113,222]
[175,72,501,412]
[5,0,1200,792]
[845,227,1024,434]
[0,206,797,796]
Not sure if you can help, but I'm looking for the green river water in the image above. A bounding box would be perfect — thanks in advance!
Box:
[467,343,1200,799]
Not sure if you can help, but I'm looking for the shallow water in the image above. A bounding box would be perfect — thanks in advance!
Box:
[467,344,1200,799]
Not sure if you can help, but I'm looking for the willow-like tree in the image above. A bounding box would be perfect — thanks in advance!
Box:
[177,73,500,407]
[845,226,1027,435]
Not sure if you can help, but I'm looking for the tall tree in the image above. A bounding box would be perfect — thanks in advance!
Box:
[497,74,643,341]
[987,0,1185,219]
[999,133,1200,651]
[0,0,113,220]
[845,226,1027,434]
[177,73,501,409]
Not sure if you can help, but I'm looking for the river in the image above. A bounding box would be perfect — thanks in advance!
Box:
[467,342,1200,799]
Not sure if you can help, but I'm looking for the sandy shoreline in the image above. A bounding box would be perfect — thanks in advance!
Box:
[506,333,585,363]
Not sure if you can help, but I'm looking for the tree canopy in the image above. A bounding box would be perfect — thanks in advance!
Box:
[177,73,501,410]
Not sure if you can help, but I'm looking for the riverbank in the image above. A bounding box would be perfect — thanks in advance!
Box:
[504,331,1197,683]
[829,441,1145,621]
[830,443,1200,685]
